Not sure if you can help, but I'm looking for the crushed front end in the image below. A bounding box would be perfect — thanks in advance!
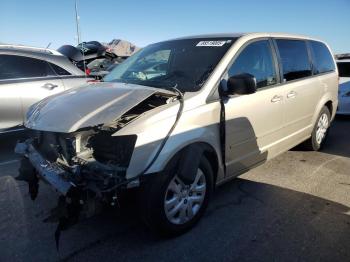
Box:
[15,127,144,249]
[15,87,175,201]
[16,129,137,198]
[14,84,179,244]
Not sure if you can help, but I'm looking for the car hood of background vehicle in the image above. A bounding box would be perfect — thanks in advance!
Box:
[25,82,172,133]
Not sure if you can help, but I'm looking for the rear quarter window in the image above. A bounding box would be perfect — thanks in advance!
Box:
[276,39,312,82]
[309,41,335,74]
[337,62,350,77]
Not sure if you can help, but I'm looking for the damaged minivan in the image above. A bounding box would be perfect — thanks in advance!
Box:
[16,33,338,235]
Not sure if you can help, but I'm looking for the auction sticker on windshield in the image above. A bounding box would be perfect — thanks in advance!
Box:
[196,40,228,47]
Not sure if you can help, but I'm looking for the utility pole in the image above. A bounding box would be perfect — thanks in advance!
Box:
[75,0,81,45]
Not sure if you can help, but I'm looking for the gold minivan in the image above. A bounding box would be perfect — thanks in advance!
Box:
[17,33,338,235]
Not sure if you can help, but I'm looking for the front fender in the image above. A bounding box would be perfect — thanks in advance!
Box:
[114,101,223,180]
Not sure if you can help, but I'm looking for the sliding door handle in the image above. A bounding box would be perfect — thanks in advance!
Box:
[287,91,297,99]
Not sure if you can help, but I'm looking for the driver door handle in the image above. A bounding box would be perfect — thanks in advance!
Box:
[271,95,283,103]
[42,83,58,90]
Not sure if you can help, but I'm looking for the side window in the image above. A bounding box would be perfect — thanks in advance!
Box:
[49,63,72,76]
[276,39,312,81]
[228,40,277,89]
[309,41,335,74]
[0,54,55,80]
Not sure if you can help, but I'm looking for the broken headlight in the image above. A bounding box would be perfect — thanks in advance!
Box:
[88,132,137,168]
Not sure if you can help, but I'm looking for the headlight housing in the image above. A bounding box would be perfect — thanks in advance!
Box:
[89,132,137,167]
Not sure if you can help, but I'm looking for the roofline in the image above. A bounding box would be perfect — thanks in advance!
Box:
[164,32,326,43]
[0,44,62,56]
[168,33,246,41]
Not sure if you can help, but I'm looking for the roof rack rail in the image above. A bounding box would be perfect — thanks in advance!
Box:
[0,44,62,56]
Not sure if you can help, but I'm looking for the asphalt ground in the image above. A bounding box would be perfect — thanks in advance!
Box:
[0,117,349,262]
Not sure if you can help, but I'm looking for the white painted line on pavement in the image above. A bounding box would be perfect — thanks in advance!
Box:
[310,156,341,176]
[0,159,20,166]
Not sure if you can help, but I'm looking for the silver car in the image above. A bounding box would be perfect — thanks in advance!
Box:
[16,33,338,235]
[337,59,350,115]
[0,45,90,132]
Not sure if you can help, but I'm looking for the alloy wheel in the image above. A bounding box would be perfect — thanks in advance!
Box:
[164,169,206,225]
[316,113,329,145]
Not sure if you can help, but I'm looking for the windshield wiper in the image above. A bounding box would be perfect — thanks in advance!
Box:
[195,66,215,87]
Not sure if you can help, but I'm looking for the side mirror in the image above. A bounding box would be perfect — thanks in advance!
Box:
[224,73,257,96]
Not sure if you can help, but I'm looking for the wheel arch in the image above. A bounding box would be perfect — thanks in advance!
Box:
[325,100,333,116]
[163,142,220,186]
[312,95,335,127]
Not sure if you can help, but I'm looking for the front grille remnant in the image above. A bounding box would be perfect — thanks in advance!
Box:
[34,129,137,170]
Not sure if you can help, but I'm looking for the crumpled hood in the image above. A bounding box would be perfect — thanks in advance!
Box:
[25,82,172,133]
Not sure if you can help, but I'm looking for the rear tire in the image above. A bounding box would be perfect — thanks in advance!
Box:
[301,106,330,151]
[140,156,213,236]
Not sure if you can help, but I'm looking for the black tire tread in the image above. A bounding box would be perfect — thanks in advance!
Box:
[140,155,213,237]
[300,106,331,151]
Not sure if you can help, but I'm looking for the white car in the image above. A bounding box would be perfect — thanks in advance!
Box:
[0,45,90,132]
[337,59,350,115]
[16,33,338,235]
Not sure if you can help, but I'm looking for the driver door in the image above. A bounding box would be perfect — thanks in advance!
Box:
[223,39,285,177]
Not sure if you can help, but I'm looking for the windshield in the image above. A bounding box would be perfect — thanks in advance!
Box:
[104,38,237,92]
[337,62,350,77]
[87,58,113,70]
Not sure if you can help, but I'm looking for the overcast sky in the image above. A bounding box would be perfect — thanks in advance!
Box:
[1,0,349,54]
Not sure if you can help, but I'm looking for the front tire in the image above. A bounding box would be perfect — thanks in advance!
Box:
[140,156,213,236]
[302,106,331,151]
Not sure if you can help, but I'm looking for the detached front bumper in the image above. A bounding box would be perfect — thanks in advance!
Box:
[15,140,73,195]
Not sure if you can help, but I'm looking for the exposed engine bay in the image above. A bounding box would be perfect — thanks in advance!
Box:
[16,92,175,197]
[23,130,137,193]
